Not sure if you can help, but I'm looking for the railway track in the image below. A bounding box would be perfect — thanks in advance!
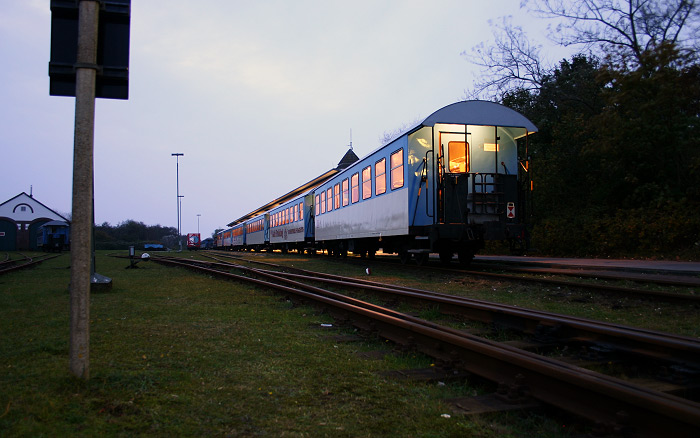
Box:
[282,250,700,304]
[152,253,700,437]
[0,253,61,275]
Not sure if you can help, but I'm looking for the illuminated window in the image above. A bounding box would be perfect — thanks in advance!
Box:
[320,191,326,214]
[299,202,303,221]
[483,143,499,152]
[362,166,371,200]
[351,173,359,203]
[334,184,340,209]
[448,141,468,172]
[390,149,404,189]
[342,178,349,206]
[375,158,386,195]
[326,188,333,212]
[315,195,320,215]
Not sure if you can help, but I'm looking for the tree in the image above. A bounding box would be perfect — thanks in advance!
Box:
[465,16,548,99]
[523,0,699,69]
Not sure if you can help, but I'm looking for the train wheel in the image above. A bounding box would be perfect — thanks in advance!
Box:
[399,250,410,265]
[415,252,429,266]
[458,249,474,266]
[439,250,453,265]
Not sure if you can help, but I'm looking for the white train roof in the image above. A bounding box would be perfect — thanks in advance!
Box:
[421,100,538,132]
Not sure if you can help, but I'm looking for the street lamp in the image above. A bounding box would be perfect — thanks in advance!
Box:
[171,153,184,251]
[197,213,201,235]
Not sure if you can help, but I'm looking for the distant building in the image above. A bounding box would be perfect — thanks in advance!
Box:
[0,192,69,251]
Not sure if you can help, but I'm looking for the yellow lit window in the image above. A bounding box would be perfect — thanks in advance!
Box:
[326,188,333,212]
[334,184,340,209]
[390,149,404,189]
[342,178,349,206]
[484,143,499,152]
[320,191,326,214]
[362,166,371,200]
[375,158,386,195]
[448,141,468,173]
[351,173,359,203]
[315,195,320,215]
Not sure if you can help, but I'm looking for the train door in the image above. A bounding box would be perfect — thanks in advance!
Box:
[437,129,470,224]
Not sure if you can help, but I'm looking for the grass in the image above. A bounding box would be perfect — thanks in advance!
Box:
[0,251,575,437]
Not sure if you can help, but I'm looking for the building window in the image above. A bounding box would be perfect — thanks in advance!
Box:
[362,166,371,200]
[375,158,386,195]
[391,149,404,189]
[351,173,359,203]
[21,206,26,212]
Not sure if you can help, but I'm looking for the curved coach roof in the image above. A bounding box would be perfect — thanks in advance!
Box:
[420,100,538,132]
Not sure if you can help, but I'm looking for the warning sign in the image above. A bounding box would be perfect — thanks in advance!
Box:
[507,202,515,219]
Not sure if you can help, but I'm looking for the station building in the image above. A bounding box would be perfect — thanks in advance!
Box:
[0,192,70,251]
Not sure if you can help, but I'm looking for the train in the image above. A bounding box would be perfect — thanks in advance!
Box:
[215,100,537,265]
[37,220,70,252]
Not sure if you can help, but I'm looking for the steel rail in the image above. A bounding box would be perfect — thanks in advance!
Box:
[197,254,700,372]
[471,263,700,288]
[154,256,700,436]
[207,251,700,303]
[0,254,61,276]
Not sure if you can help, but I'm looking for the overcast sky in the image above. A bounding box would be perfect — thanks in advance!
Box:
[1,0,573,238]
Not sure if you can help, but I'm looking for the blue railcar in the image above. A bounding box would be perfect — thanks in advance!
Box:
[312,100,536,264]
[244,213,268,251]
[268,191,314,253]
[38,220,70,252]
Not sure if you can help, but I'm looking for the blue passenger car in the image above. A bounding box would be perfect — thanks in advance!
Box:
[269,192,314,253]
[313,100,537,264]
[244,213,268,251]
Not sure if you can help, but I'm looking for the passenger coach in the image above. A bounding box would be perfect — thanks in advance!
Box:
[313,100,536,264]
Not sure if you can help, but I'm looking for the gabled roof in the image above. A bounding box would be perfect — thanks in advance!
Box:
[226,149,360,227]
[0,192,69,222]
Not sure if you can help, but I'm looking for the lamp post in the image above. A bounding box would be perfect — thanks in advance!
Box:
[178,195,184,250]
[197,214,201,235]
[171,153,184,251]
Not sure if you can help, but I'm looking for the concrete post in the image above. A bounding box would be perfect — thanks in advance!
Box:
[69,0,99,380]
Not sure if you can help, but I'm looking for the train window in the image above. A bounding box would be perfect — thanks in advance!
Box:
[315,195,320,215]
[334,184,340,209]
[351,173,359,203]
[327,188,333,212]
[391,149,404,190]
[299,202,303,221]
[342,178,349,206]
[375,158,386,195]
[320,191,326,214]
[448,141,468,173]
[362,166,371,200]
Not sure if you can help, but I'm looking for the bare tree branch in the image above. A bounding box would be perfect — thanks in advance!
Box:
[463,16,548,99]
[522,0,699,67]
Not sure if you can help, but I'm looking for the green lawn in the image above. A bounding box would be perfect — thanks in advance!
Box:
[0,251,585,437]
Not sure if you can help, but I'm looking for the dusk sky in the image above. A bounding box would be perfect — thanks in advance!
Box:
[1,0,573,238]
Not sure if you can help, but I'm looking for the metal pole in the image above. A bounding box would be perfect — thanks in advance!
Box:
[70,0,99,380]
[171,153,183,250]
[197,214,201,234]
